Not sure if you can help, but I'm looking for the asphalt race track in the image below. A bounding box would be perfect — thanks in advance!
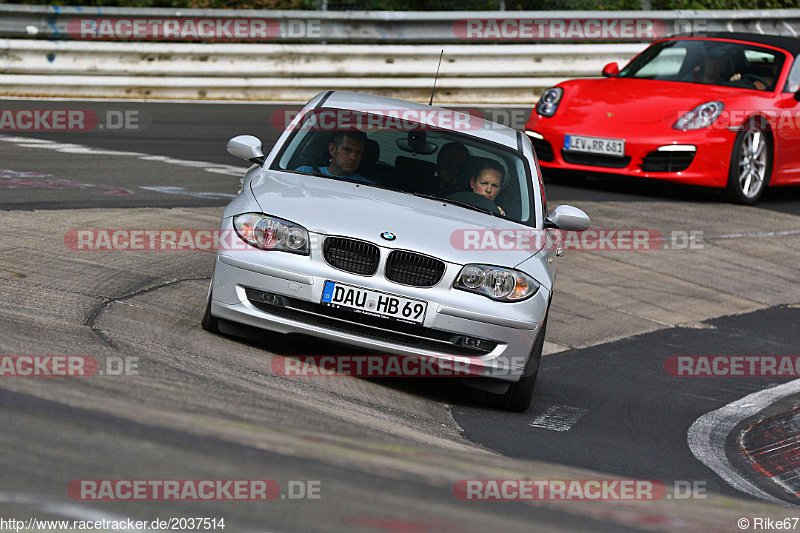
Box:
[1,99,800,532]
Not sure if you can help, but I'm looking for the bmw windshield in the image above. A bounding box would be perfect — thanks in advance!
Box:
[271,108,535,225]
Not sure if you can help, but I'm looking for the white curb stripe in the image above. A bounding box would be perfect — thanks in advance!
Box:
[687,379,800,508]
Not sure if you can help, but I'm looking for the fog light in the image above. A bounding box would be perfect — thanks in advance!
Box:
[455,336,491,350]
[247,289,285,307]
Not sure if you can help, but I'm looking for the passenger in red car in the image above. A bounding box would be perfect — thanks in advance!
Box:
[751,60,781,91]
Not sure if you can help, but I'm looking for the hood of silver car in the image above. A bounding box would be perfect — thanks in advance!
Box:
[249,170,542,266]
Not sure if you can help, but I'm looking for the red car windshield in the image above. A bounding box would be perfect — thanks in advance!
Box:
[617,39,786,91]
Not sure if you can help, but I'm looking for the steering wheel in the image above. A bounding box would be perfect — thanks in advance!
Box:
[742,73,769,89]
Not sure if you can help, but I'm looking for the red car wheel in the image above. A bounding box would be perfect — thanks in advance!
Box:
[726,117,773,204]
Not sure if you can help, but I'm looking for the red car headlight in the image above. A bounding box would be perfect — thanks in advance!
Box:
[536,88,564,117]
[674,101,724,131]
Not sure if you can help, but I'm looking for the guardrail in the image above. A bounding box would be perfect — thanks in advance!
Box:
[1,6,798,103]
[0,40,645,102]
[2,5,800,43]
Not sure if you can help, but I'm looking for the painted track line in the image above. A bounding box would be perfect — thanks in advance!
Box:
[530,405,588,432]
[0,134,246,176]
[688,379,800,508]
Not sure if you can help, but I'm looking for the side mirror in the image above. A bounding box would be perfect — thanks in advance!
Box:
[602,62,619,78]
[545,205,590,231]
[794,89,800,102]
[227,135,265,165]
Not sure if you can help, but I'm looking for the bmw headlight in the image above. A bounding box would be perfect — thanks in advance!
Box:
[674,101,724,131]
[454,264,539,302]
[233,213,309,254]
[536,87,564,117]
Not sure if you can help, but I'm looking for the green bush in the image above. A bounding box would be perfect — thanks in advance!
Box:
[652,0,800,7]
[0,0,318,7]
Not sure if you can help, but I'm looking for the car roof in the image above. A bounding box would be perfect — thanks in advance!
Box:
[320,91,520,150]
[675,32,800,57]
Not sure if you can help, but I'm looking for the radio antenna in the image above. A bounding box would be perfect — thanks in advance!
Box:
[429,50,444,106]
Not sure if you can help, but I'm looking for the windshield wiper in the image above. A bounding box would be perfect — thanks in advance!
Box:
[292,169,376,186]
[412,192,497,216]
[285,171,498,216]
[305,171,331,179]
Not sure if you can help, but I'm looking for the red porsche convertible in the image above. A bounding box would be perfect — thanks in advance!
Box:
[525,32,800,204]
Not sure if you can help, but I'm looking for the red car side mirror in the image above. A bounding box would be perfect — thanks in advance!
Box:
[602,62,619,78]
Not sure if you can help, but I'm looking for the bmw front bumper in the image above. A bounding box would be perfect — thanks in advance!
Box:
[209,228,549,383]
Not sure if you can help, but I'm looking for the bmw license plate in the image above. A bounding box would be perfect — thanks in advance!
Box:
[564,134,625,156]
[321,281,426,324]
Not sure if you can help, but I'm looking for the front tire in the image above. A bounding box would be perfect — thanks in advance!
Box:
[490,316,547,412]
[726,117,772,205]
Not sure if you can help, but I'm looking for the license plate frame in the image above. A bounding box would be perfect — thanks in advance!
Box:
[321,280,427,324]
[564,134,625,157]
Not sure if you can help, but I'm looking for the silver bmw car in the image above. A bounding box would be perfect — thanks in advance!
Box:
[202,91,589,411]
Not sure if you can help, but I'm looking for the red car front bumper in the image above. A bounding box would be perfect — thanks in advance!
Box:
[525,115,738,188]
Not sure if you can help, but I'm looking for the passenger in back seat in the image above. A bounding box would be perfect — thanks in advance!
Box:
[435,142,470,197]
